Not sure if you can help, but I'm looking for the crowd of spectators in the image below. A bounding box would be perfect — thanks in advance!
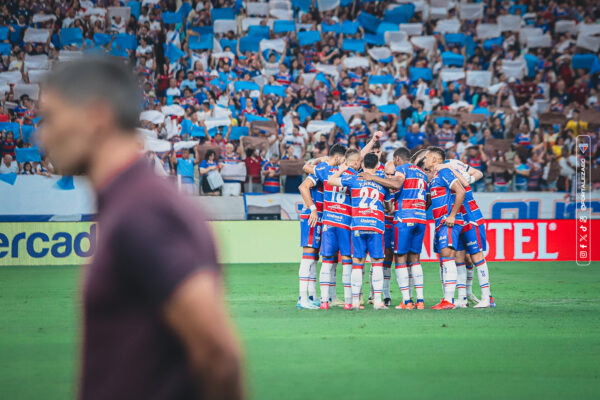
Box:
[1,0,600,195]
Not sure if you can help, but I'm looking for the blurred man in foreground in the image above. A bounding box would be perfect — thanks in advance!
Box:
[39,56,243,400]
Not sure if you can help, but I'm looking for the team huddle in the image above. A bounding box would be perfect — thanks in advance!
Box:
[296,132,495,311]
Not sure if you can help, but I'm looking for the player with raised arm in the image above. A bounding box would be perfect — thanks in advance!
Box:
[304,143,350,310]
[360,147,428,309]
[296,173,324,309]
[381,161,396,306]
[424,146,467,310]
[434,160,496,308]
[328,152,391,310]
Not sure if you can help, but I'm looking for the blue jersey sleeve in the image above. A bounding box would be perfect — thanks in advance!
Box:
[199,160,208,168]
[307,173,317,185]
[439,168,457,189]
[314,162,331,183]
[340,173,357,188]
[395,164,408,177]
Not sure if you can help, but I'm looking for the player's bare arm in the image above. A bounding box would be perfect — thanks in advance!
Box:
[327,164,347,187]
[298,178,319,228]
[446,181,466,227]
[359,171,405,190]
[163,271,243,400]
[360,131,383,157]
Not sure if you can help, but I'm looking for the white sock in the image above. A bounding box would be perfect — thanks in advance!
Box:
[342,261,352,304]
[442,258,457,303]
[319,258,334,303]
[408,270,414,300]
[475,259,491,300]
[409,262,424,301]
[298,257,312,303]
[371,262,384,305]
[395,262,410,303]
[439,261,445,296]
[466,263,474,296]
[382,260,392,299]
[308,260,317,300]
[456,262,467,303]
[369,265,374,298]
[351,262,364,306]
[329,263,338,301]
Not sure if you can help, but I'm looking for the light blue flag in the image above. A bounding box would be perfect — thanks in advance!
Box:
[15,147,41,163]
[165,43,185,61]
[60,28,83,46]
[369,74,394,85]
[234,81,260,92]
[263,85,287,97]
[274,20,296,33]
[189,34,213,50]
[342,39,365,53]
[297,30,321,47]
[0,173,17,185]
[55,176,74,190]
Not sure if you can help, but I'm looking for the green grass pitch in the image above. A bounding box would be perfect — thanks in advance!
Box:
[0,261,599,399]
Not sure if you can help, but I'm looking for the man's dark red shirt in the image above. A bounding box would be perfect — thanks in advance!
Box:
[81,158,219,400]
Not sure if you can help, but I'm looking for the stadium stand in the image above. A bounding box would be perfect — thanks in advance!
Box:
[0,0,599,195]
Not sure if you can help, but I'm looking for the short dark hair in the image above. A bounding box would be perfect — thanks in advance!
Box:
[427,146,446,161]
[329,143,347,157]
[363,153,378,169]
[43,56,141,130]
[410,148,427,164]
[393,147,410,161]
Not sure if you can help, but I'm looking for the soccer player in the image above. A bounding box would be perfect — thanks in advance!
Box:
[328,152,390,310]
[382,161,396,306]
[360,147,428,309]
[424,146,467,310]
[296,173,324,309]
[304,143,349,310]
[434,161,495,308]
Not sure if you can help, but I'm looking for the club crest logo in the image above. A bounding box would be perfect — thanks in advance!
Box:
[579,143,588,154]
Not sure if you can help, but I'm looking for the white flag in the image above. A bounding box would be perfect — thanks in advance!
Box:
[307,120,335,133]
[246,2,270,16]
[161,105,185,117]
[368,47,392,61]
[14,83,40,100]
[343,57,370,69]
[476,24,501,39]
[436,18,461,33]
[213,19,238,34]
[260,38,286,53]
[555,20,577,34]
[24,54,49,70]
[576,35,600,52]
[578,24,600,37]
[140,110,165,124]
[441,68,465,82]
[466,70,492,88]
[399,23,423,36]
[411,36,436,52]
[527,34,552,48]
[459,3,483,20]
[498,15,522,32]
[173,141,199,151]
[23,28,50,43]
[27,69,48,84]
[317,0,340,11]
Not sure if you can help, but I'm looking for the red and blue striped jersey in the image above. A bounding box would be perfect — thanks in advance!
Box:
[341,173,389,234]
[429,168,464,230]
[314,162,355,230]
[394,163,428,224]
[301,174,324,219]
[375,169,395,230]
[460,185,485,225]
[262,161,280,193]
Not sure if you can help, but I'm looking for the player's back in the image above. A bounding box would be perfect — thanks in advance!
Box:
[314,162,354,229]
[345,175,388,234]
[429,169,464,229]
[395,163,428,224]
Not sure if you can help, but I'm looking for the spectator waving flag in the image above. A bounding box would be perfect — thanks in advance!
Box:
[315,73,331,90]
[442,51,464,67]
[369,74,395,85]
[342,39,366,53]
[189,35,213,50]
[274,20,296,33]
[162,11,183,24]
